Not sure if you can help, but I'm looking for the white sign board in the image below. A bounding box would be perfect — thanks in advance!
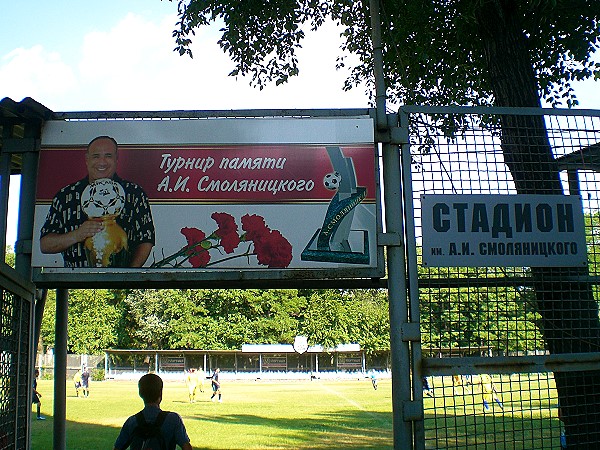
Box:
[421,194,587,267]
[33,118,380,279]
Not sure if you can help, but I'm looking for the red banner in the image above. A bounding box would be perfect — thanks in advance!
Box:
[36,144,376,203]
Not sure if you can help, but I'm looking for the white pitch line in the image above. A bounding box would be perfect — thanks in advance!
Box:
[319,383,392,426]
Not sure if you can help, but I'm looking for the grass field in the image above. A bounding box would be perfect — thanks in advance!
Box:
[30,377,394,449]
[30,374,563,449]
[423,374,563,449]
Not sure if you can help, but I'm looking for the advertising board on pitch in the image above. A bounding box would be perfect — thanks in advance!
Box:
[421,194,587,267]
[32,117,381,281]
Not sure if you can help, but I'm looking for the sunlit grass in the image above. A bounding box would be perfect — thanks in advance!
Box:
[30,374,562,449]
[30,377,394,449]
[422,374,562,449]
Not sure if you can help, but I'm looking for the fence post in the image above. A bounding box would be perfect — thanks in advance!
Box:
[54,288,69,450]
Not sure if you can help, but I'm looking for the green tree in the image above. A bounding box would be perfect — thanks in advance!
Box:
[304,290,352,349]
[40,289,120,354]
[121,289,308,350]
[4,245,15,268]
[67,290,120,354]
[122,289,177,349]
[40,290,56,349]
[340,289,390,353]
[303,289,390,353]
[171,1,600,443]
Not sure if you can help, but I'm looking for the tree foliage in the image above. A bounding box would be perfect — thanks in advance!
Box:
[40,289,121,354]
[39,288,392,355]
[38,284,548,357]
[4,245,15,268]
[172,0,599,107]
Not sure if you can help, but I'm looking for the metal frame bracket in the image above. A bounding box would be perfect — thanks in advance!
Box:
[2,137,39,153]
[390,126,408,145]
[378,232,403,247]
[401,323,421,342]
[15,239,32,255]
[403,400,424,422]
[374,125,407,145]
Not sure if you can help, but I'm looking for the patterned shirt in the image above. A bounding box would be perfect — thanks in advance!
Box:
[40,174,155,267]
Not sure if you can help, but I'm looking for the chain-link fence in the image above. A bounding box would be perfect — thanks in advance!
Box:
[405,107,600,449]
[0,267,34,450]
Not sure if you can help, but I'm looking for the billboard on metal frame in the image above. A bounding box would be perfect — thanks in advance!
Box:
[32,116,382,283]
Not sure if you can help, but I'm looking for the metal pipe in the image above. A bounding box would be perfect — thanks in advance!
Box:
[400,109,425,449]
[369,0,413,446]
[54,288,69,450]
[382,140,413,449]
[15,124,39,279]
[369,0,413,447]
[369,0,388,131]
[0,124,10,256]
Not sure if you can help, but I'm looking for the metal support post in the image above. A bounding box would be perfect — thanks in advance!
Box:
[369,0,414,447]
[54,288,69,450]
[399,109,425,449]
[15,125,39,277]
[0,124,11,255]
[382,133,413,449]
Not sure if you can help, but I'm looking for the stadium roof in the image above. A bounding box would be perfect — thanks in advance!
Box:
[0,97,54,175]
[555,142,600,172]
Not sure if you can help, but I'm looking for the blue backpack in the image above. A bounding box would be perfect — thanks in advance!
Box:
[127,410,168,450]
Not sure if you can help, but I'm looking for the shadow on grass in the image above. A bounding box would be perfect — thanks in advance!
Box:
[423,408,562,448]
[187,409,393,449]
[31,409,393,449]
[30,416,122,450]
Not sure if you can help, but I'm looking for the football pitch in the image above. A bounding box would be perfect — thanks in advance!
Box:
[30,377,394,449]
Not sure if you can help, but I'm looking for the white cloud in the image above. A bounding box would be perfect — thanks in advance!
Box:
[1,11,368,112]
[572,77,600,110]
[0,45,76,104]
[73,13,369,111]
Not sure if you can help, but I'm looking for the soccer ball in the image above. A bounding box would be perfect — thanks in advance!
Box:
[81,178,126,217]
[323,171,342,190]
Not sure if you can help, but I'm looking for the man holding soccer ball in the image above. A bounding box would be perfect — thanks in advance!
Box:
[40,136,155,268]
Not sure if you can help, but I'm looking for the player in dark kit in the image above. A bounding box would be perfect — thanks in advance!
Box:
[210,368,222,403]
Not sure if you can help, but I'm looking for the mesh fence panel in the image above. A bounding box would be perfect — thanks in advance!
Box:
[0,286,31,450]
[408,108,600,449]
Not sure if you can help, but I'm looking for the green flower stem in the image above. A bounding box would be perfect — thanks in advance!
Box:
[151,239,212,268]
[205,245,254,267]
[151,231,249,268]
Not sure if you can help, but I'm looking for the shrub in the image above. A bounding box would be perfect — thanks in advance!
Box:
[91,368,105,381]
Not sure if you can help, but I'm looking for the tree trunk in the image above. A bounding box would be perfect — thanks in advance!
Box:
[475,0,600,447]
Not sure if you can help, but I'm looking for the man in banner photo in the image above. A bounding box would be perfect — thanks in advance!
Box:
[40,136,155,268]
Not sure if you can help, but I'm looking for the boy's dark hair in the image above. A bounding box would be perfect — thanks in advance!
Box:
[138,373,163,404]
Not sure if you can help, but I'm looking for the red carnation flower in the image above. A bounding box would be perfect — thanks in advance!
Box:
[253,230,293,268]
[180,227,211,267]
[211,212,240,253]
[241,214,269,241]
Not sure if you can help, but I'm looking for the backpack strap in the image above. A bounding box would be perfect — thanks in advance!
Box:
[151,411,169,450]
[134,411,147,426]
[120,410,146,449]
[154,410,168,427]
[121,410,169,449]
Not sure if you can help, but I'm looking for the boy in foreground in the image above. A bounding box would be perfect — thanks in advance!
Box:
[114,373,192,450]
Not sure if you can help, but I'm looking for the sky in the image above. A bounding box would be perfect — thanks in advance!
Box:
[2,1,600,248]
[0,1,369,111]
